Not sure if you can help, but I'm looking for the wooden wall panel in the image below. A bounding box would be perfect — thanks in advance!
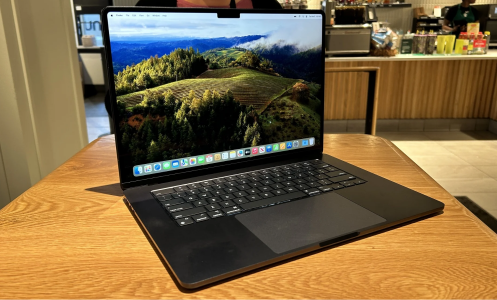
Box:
[325,59,497,120]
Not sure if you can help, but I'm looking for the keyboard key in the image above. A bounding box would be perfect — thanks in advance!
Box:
[233,191,248,197]
[213,190,226,196]
[237,179,251,185]
[223,206,243,215]
[262,179,274,186]
[198,186,213,192]
[340,181,355,187]
[172,192,187,198]
[212,184,225,190]
[174,186,188,192]
[226,176,238,181]
[152,188,175,196]
[167,203,194,213]
[324,167,339,172]
[282,181,295,187]
[314,164,331,169]
[259,186,273,192]
[295,183,310,190]
[326,171,347,178]
[272,189,287,196]
[237,184,250,190]
[249,182,263,188]
[207,210,224,218]
[233,197,249,204]
[161,198,185,207]
[176,217,194,226]
[353,179,366,185]
[187,183,201,189]
[186,189,200,196]
[220,200,236,208]
[193,213,210,222]
[330,175,356,183]
[220,194,234,200]
[237,174,249,179]
[193,200,209,207]
[171,207,206,219]
[246,194,262,201]
[205,203,221,211]
[200,180,213,186]
[156,194,173,201]
[283,186,298,193]
[224,187,238,193]
[241,191,306,211]
[249,177,261,182]
[184,195,199,202]
[315,174,328,180]
[207,197,222,203]
[302,188,321,196]
[248,171,261,177]
[224,181,237,187]
[293,178,307,184]
[307,182,320,187]
[271,183,285,189]
[331,184,344,190]
[259,192,275,198]
[198,192,212,198]
[318,185,333,192]
[246,188,261,195]
[213,178,226,184]
[317,179,332,185]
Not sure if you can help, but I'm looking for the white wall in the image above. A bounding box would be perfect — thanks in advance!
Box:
[0,0,88,209]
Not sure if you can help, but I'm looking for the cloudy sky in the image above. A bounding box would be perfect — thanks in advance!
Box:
[108,14,322,49]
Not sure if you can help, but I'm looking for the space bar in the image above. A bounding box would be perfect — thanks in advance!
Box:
[241,191,306,211]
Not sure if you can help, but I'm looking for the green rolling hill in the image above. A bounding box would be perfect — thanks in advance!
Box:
[117,67,300,112]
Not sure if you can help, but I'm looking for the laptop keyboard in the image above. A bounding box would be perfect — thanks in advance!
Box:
[151,159,367,226]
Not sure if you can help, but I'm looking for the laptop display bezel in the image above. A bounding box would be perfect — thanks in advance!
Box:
[101,7,325,190]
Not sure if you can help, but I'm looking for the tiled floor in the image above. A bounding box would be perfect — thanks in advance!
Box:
[375,131,497,219]
[84,93,111,143]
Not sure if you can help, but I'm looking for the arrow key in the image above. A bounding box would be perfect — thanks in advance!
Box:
[176,217,194,226]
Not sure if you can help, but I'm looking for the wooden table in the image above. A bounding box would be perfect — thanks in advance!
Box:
[1,134,497,299]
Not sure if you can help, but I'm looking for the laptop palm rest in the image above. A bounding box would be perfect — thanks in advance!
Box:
[235,193,386,254]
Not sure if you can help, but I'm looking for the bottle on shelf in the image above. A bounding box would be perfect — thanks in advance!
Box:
[484,31,491,54]
[468,32,475,55]
[460,32,469,55]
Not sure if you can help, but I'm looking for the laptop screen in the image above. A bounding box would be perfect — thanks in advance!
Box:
[105,10,323,182]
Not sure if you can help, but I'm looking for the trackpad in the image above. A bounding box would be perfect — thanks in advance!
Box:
[235,193,386,254]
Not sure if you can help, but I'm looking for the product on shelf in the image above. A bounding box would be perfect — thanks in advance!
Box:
[484,31,491,54]
[445,35,455,55]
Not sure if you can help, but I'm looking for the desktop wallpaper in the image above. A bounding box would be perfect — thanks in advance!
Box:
[108,14,323,169]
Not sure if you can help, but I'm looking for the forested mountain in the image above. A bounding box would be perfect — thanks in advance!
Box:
[114,47,207,96]
[111,35,266,73]
[117,89,261,164]
[253,45,322,83]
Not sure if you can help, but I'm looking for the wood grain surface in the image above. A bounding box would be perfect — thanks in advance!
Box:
[1,135,497,299]
[324,59,497,120]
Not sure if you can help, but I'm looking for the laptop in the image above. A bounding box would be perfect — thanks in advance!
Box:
[101,7,444,289]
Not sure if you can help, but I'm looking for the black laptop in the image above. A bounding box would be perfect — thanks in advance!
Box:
[101,7,444,289]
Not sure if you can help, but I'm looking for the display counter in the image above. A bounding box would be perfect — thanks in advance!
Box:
[325,50,497,122]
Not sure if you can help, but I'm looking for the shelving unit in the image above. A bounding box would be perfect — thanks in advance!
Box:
[412,16,444,33]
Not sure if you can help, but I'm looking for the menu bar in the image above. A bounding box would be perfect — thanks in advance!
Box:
[133,137,315,177]
[108,13,321,20]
